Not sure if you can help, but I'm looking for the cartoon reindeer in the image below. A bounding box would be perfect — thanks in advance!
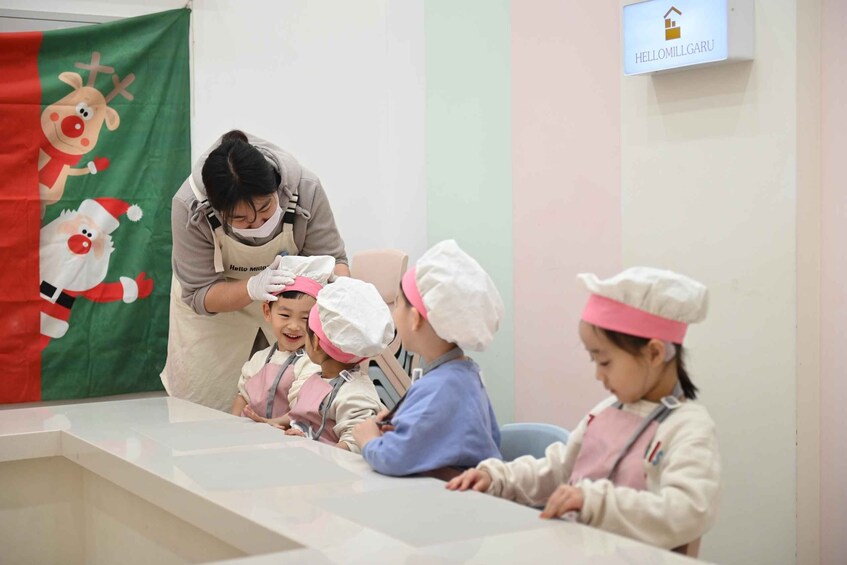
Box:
[39,52,135,215]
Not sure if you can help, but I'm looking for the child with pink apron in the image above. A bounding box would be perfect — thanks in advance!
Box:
[448,267,721,556]
[282,277,393,453]
[231,256,334,421]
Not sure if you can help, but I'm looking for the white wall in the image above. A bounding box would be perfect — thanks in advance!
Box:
[191,0,427,263]
[16,0,428,263]
[621,1,808,563]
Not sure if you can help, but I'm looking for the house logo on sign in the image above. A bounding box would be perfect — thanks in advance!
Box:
[664,7,681,40]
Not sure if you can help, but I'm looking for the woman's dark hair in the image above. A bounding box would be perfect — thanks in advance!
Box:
[201,129,277,226]
[598,327,698,400]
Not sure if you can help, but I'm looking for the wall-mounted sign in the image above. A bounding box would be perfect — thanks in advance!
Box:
[623,0,754,76]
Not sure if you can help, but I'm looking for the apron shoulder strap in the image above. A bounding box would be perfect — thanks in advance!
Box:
[263,343,279,364]
[188,174,226,273]
[309,370,354,440]
[282,187,298,226]
[263,347,301,419]
[606,382,684,481]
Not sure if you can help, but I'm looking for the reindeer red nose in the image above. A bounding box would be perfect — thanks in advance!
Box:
[61,115,85,138]
[68,234,92,255]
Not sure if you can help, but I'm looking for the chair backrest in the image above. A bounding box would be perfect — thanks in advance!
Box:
[350,249,414,407]
[499,422,570,461]
[350,249,408,305]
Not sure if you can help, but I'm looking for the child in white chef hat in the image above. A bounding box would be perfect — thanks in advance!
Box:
[280,276,393,453]
[447,267,721,554]
[353,239,504,479]
[232,255,332,421]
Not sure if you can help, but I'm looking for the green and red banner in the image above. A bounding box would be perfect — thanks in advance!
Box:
[0,9,190,403]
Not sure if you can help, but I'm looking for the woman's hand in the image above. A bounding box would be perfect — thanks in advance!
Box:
[352,417,382,448]
[539,485,584,519]
[246,256,295,301]
[445,469,492,492]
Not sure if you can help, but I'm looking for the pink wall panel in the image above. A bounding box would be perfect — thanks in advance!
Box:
[512,0,622,428]
[820,0,847,561]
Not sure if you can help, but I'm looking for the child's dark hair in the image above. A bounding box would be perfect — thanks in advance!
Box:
[598,327,698,400]
[202,129,278,227]
[267,290,308,307]
[397,282,411,306]
[279,290,307,300]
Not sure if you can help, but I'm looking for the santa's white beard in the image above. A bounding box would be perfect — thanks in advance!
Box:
[40,217,113,292]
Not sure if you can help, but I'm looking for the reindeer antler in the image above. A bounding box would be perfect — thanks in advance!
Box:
[74,52,114,87]
[105,73,136,104]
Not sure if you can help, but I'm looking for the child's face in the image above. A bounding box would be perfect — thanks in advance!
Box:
[263,295,316,352]
[392,292,414,347]
[578,321,655,404]
[303,328,320,363]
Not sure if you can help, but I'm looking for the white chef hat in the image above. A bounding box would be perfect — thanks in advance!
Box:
[273,255,336,298]
[577,266,708,343]
[400,239,504,352]
[308,277,394,363]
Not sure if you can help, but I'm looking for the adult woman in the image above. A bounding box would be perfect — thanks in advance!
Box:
[161,130,349,410]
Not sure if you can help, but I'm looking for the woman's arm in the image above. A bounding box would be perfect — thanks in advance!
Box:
[171,196,224,315]
[204,279,252,313]
[334,263,350,277]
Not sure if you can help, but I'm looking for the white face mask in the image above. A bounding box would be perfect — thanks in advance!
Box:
[229,197,283,239]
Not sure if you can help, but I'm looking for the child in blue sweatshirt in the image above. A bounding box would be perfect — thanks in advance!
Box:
[352,240,504,478]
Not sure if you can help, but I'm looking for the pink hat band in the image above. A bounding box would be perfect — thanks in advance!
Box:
[401,268,428,320]
[276,276,322,298]
[581,294,687,344]
[308,307,365,364]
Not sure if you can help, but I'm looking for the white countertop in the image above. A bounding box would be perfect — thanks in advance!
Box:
[0,397,702,564]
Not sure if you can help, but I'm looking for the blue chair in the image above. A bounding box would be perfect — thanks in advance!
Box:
[499,423,570,462]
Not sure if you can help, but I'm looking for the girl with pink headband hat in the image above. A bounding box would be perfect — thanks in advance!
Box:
[232,255,333,421]
[448,267,721,554]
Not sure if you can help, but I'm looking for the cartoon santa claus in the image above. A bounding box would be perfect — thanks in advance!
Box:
[39,197,154,350]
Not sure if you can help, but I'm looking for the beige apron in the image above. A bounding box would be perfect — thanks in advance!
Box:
[161,177,299,411]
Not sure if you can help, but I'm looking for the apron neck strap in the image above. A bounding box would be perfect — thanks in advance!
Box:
[262,348,302,419]
[384,348,466,425]
[309,369,355,441]
[263,342,279,364]
[421,347,464,375]
[607,381,684,481]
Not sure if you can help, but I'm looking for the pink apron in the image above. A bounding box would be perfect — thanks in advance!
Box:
[569,407,659,489]
[570,387,683,489]
[241,348,303,420]
[568,388,699,555]
[288,373,348,445]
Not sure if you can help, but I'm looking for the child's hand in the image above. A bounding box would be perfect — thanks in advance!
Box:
[285,428,306,437]
[374,408,395,432]
[445,469,492,492]
[539,485,584,519]
[352,417,382,448]
[243,406,268,424]
[336,441,351,451]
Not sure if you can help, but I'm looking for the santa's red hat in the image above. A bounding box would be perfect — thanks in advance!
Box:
[77,198,143,234]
